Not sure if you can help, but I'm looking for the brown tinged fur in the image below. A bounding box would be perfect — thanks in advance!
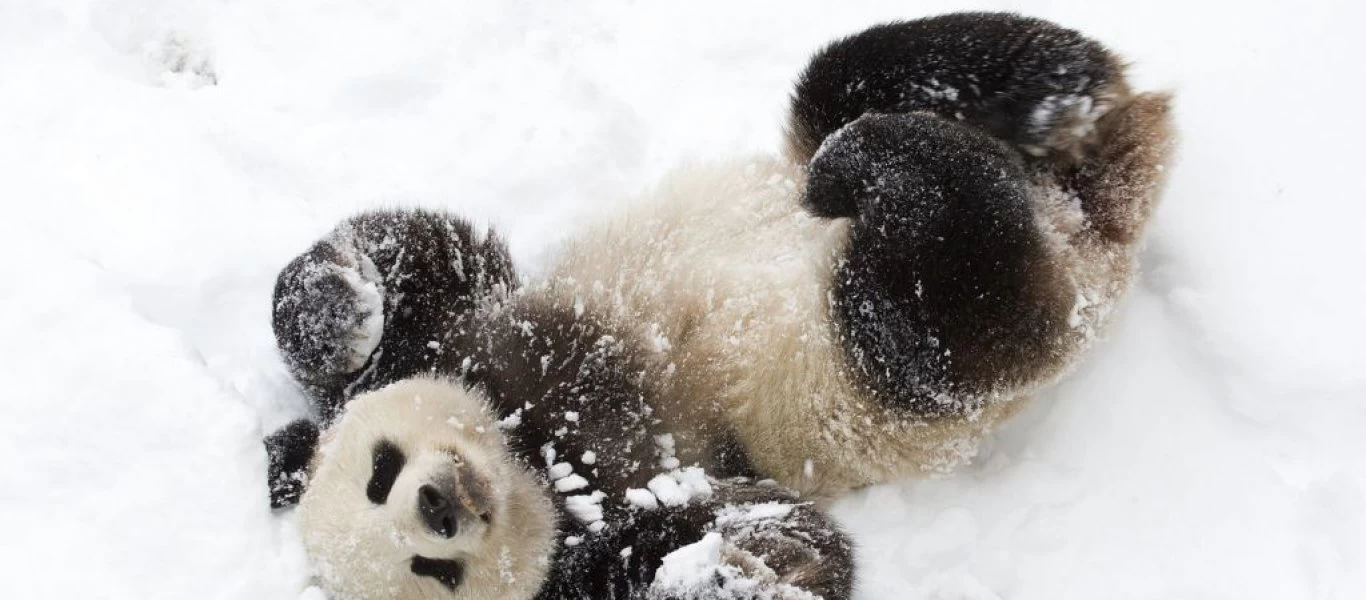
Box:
[1071,92,1178,244]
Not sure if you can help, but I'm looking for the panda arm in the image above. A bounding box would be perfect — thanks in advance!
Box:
[272,209,516,421]
[474,300,854,597]
[787,12,1128,164]
[479,297,662,497]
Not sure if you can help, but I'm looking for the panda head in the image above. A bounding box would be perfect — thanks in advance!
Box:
[279,377,556,600]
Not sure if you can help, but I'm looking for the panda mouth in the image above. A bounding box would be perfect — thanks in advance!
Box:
[411,555,465,591]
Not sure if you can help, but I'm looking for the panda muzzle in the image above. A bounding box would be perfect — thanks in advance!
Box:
[418,464,494,538]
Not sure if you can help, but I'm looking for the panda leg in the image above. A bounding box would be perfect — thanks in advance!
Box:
[786,12,1130,163]
[272,209,516,421]
[700,479,855,599]
[804,112,1074,416]
[555,478,854,599]
[1070,91,1177,244]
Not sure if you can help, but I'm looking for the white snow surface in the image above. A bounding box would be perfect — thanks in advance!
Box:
[2,1,1363,599]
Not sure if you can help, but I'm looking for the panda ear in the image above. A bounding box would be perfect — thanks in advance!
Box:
[265,419,321,509]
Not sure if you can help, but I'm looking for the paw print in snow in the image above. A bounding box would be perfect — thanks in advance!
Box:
[147,32,217,88]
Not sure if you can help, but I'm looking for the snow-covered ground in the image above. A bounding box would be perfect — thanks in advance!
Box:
[2,0,1363,598]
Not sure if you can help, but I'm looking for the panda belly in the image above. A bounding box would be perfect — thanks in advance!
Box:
[546,156,1021,498]
[677,186,1020,497]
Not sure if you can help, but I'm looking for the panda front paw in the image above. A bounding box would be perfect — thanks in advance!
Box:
[272,228,387,387]
[651,529,851,600]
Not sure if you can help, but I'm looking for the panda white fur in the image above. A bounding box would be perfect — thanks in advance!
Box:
[264,12,1174,600]
[295,378,557,599]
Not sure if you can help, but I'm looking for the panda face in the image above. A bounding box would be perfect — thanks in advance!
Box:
[298,377,556,600]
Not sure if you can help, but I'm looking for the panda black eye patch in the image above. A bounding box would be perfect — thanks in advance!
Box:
[410,555,464,590]
[366,439,405,504]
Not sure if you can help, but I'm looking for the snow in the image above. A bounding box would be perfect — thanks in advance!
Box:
[552,474,589,493]
[713,502,797,528]
[497,407,523,430]
[564,491,607,524]
[671,467,716,501]
[651,533,732,593]
[655,432,679,470]
[648,474,693,508]
[646,468,716,508]
[1,0,1363,599]
[626,487,662,510]
[547,462,574,480]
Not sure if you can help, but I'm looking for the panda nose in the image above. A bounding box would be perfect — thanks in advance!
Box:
[418,485,459,539]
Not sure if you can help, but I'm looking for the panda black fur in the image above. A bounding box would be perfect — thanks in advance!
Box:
[784,12,1131,164]
[264,12,1175,600]
[268,208,854,599]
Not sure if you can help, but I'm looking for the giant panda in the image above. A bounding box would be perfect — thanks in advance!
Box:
[265,210,855,599]
[263,12,1175,600]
